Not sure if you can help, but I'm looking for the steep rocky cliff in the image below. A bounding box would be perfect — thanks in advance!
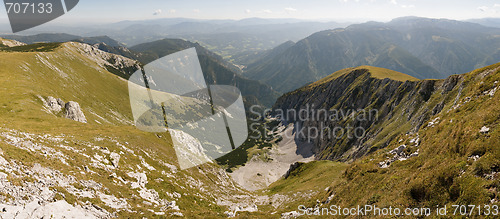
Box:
[273,65,496,162]
[267,63,500,213]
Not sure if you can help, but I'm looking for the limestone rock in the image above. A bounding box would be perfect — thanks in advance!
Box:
[390,145,406,156]
[110,152,120,168]
[46,96,64,113]
[480,126,490,134]
[64,101,87,123]
[281,211,301,219]
[0,200,98,219]
[283,162,303,179]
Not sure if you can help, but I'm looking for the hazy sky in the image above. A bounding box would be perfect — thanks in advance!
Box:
[1,0,500,24]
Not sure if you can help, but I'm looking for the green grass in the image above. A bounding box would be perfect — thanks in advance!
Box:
[305,66,419,91]
[254,62,500,217]
[268,161,348,194]
[280,62,500,214]
[0,42,251,217]
[2,39,499,218]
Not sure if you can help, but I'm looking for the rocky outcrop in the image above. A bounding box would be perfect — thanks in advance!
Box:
[284,162,303,179]
[273,67,474,161]
[64,101,87,123]
[110,152,120,168]
[46,96,65,113]
[68,42,140,78]
[0,38,26,47]
[0,200,105,219]
[42,96,87,123]
[480,126,490,134]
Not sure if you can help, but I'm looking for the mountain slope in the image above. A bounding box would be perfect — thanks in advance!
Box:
[268,62,500,213]
[130,38,280,107]
[1,34,279,106]
[0,41,258,217]
[244,27,439,92]
[245,17,500,93]
[239,40,296,68]
[468,18,500,28]
[1,34,139,64]
[274,66,427,161]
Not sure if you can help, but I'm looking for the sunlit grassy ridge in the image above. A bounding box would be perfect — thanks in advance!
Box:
[307,65,419,91]
[0,42,62,52]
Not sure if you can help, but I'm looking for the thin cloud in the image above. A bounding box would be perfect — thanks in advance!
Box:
[245,9,251,14]
[153,9,162,15]
[262,9,272,14]
[285,7,298,13]
[390,0,397,5]
[478,6,489,12]
[401,5,415,8]
[477,6,497,14]
[168,9,177,14]
[193,9,200,13]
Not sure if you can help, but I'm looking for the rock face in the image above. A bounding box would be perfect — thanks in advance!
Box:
[480,126,490,134]
[272,66,498,162]
[0,200,99,219]
[43,96,88,123]
[110,152,120,168]
[284,162,303,179]
[69,42,140,78]
[64,101,87,123]
[229,124,315,191]
[0,38,26,47]
[46,96,64,113]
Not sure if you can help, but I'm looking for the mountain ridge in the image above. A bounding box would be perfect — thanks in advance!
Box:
[0,41,262,217]
[245,17,500,93]
[273,62,499,160]
[130,38,280,107]
[304,65,419,91]
[267,62,500,213]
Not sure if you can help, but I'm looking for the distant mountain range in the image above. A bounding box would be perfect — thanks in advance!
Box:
[1,33,279,107]
[244,17,500,93]
[4,17,500,98]
[1,18,346,63]
[467,17,500,28]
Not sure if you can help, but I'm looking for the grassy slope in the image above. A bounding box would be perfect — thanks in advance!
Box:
[265,63,500,216]
[0,42,249,217]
